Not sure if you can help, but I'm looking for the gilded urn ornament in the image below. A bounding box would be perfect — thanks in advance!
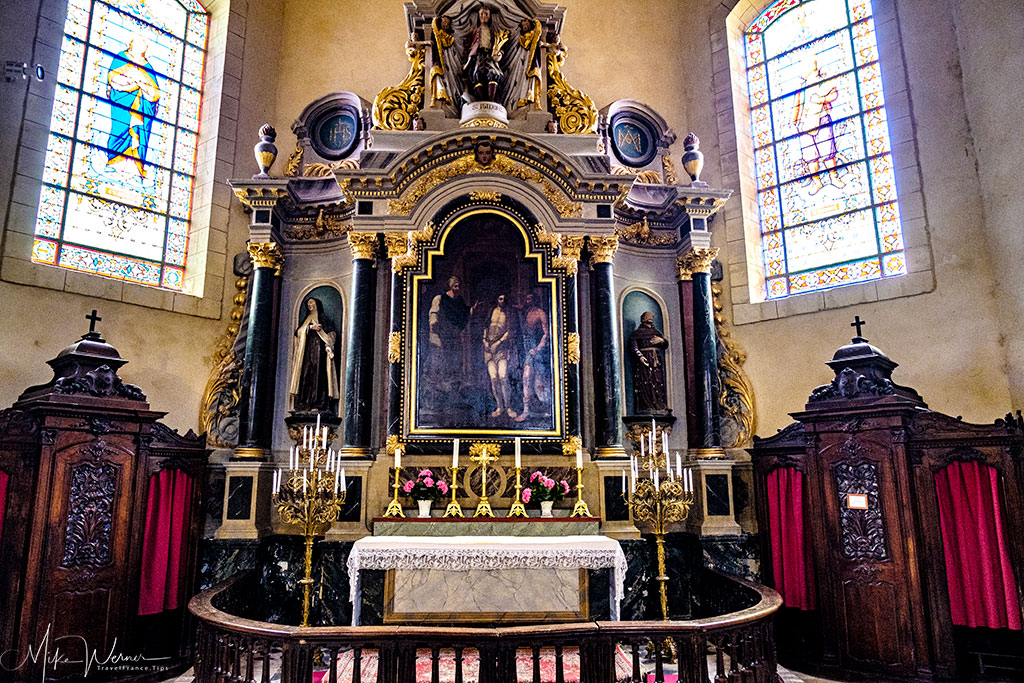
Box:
[681,132,705,186]
[253,123,278,179]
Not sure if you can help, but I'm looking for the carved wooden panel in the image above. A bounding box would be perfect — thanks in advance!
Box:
[833,459,888,562]
[61,461,118,568]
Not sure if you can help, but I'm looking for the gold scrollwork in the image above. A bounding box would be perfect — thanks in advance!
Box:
[383,233,409,260]
[713,283,756,447]
[469,191,502,202]
[662,155,678,185]
[676,247,718,281]
[561,435,583,457]
[248,242,284,274]
[459,118,509,129]
[387,153,581,218]
[199,270,250,448]
[372,43,425,131]
[233,186,287,212]
[587,235,618,266]
[385,434,403,457]
[534,224,561,248]
[616,216,677,247]
[546,43,598,134]
[284,209,351,240]
[347,232,379,260]
[566,332,580,364]
[388,331,403,363]
[284,146,303,177]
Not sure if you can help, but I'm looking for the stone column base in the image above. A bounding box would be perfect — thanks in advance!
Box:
[214,462,272,539]
[593,459,640,540]
[684,455,742,536]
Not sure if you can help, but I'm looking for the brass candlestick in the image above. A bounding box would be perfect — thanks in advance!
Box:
[384,465,404,517]
[444,465,464,517]
[469,443,499,517]
[571,465,591,517]
[508,466,528,517]
[273,449,346,627]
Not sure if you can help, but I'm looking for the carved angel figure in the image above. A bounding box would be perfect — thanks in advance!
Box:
[429,16,455,106]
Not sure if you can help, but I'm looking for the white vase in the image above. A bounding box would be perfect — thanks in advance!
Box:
[540,500,554,518]
[417,499,432,518]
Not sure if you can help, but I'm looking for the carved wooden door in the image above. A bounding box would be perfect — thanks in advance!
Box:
[812,422,925,677]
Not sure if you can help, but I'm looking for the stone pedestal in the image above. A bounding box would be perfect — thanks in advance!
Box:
[459,100,509,128]
[685,457,741,536]
[214,462,272,539]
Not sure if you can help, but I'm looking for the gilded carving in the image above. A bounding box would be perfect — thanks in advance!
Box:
[616,216,677,246]
[385,434,403,456]
[387,153,581,218]
[372,43,425,131]
[347,232,379,260]
[200,270,249,448]
[383,233,409,260]
[546,42,598,134]
[469,191,502,202]
[233,186,287,212]
[248,241,284,274]
[388,332,403,363]
[662,155,679,185]
[712,282,756,448]
[459,117,509,129]
[534,224,561,248]
[587,235,618,266]
[561,435,583,456]
[284,209,351,240]
[566,332,580,365]
[553,234,584,275]
[675,247,718,280]
[284,146,303,177]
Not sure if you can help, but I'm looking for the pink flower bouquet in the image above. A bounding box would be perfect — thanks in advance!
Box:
[402,469,450,502]
[526,470,571,503]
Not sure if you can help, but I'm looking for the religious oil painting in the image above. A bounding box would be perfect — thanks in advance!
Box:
[33,0,209,290]
[409,212,562,436]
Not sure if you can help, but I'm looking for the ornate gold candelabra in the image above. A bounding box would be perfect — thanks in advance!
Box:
[384,464,405,517]
[273,429,346,627]
[623,448,695,658]
[508,465,528,517]
[469,443,499,517]
[571,463,591,517]
[444,465,464,517]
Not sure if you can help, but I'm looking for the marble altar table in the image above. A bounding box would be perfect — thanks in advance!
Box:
[347,535,627,625]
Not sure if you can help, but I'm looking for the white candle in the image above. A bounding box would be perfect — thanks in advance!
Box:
[453,438,459,468]
[316,412,321,433]
[395,446,402,469]
[576,448,583,470]
[687,469,694,493]
[621,469,626,494]
[676,452,682,479]
[662,431,668,457]
[303,426,309,450]
[333,469,339,494]
[640,437,646,461]
[322,426,328,448]
[340,467,347,491]
[650,419,656,454]
[515,437,521,468]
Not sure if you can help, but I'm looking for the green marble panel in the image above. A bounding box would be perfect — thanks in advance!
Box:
[372,519,600,537]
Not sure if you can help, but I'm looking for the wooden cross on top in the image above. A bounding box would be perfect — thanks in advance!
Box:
[851,315,866,339]
[86,309,102,334]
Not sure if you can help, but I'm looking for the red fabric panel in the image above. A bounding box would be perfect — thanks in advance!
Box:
[935,461,1021,630]
[0,470,8,547]
[138,469,194,615]
[766,467,814,610]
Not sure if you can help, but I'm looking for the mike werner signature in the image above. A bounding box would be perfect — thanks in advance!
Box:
[0,624,172,680]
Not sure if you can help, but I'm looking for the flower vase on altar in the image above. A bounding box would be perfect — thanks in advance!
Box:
[540,500,554,518]
[417,499,432,518]
[402,469,448,519]
[526,470,570,519]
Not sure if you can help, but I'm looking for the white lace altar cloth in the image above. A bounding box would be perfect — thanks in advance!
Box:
[347,535,627,625]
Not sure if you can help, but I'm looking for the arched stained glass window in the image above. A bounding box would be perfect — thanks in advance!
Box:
[745,0,905,300]
[33,0,209,290]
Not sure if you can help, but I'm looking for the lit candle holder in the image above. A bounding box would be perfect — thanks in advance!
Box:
[571,448,590,517]
[384,446,405,518]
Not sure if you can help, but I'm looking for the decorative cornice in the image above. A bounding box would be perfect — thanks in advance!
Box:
[566,332,580,364]
[616,216,676,246]
[347,232,379,260]
[391,221,437,272]
[587,235,619,266]
[233,186,287,212]
[676,247,718,280]
[247,242,284,274]
[283,209,351,240]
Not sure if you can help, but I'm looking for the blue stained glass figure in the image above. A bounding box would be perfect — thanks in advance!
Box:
[106,39,161,178]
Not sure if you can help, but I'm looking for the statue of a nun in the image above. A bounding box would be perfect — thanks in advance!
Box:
[289,297,340,412]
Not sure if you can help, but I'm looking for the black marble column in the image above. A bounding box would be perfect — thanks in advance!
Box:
[342,233,379,457]
[383,235,407,440]
[563,237,584,440]
[236,242,282,458]
[679,247,721,450]
[588,236,625,457]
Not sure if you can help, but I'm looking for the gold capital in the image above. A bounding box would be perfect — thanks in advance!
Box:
[387,331,402,363]
[383,233,408,260]
[247,242,284,275]
[348,232,379,260]
[553,235,584,276]
[676,247,718,281]
[587,235,618,267]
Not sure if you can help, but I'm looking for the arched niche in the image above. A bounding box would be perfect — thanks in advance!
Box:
[620,288,670,416]
[288,284,344,414]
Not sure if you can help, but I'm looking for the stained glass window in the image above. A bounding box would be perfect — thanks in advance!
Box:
[745,0,905,300]
[33,0,209,290]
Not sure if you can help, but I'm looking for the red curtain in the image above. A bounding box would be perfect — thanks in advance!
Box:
[0,470,8,547]
[138,468,194,615]
[766,467,814,610]
[935,461,1021,630]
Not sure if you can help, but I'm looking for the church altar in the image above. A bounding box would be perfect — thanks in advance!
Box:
[347,535,627,625]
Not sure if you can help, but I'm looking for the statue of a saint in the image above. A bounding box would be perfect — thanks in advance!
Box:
[629,311,669,414]
[462,6,510,102]
[289,298,339,412]
[428,16,454,106]
[515,18,543,110]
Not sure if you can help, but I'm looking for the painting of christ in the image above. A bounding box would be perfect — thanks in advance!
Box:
[409,213,562,435]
